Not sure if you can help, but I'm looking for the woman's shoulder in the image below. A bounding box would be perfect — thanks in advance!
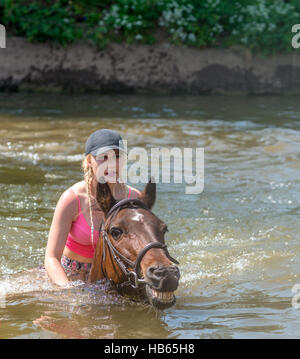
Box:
[57,181,85,217]
[69,180,85,195]
[52,185,80,222]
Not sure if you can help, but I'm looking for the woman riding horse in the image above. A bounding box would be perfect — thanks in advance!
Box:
[45,129,142,286]
[45,129,180,309]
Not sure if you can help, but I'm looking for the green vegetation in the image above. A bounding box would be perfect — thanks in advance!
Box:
[0,0,299,54]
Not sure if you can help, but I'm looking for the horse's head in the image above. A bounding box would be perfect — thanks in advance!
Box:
[88,178,180,310]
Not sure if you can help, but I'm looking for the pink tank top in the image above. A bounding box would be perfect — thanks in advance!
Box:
[65,186,132,258]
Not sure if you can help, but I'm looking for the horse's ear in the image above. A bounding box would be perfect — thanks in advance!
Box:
[96,182,116,217]
[138,177,156,210]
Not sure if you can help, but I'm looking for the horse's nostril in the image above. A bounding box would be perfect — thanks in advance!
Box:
[147,266,165,279]
[146,266,180,292]
[146,265,180,292]
[147,265,179,277]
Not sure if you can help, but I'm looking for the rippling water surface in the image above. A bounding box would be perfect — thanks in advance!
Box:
[0,93,300,338]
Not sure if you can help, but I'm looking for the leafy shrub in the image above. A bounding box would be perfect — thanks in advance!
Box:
[3,0,82,45]
[95,0,164,46]
[159,0,224,46]
[226,0,299,54]
[0,0,299,54]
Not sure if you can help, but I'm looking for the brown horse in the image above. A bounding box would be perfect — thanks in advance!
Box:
[88,178,180,310]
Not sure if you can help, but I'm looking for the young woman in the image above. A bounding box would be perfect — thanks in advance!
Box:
[44,129,141,286]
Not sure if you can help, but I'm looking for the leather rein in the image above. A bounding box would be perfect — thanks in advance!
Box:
[99,198,179,289]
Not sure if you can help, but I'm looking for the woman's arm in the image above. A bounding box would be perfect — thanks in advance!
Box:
[44,188,77,286]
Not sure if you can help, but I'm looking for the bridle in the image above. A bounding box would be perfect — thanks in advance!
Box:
[99,198,179,289]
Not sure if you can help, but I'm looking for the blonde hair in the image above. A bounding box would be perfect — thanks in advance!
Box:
[81,154,129,249]
[82,154,95,249]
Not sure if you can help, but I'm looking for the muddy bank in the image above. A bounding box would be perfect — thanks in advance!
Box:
[1,36,300,95]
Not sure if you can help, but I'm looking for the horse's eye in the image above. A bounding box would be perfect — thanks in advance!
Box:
[110,227,123,240]
[163,226,168,234]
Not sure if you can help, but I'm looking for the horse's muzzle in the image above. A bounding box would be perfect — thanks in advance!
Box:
[146,265,180,292]
[144,265,180,309]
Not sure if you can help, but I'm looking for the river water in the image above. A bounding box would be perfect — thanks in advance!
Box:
[0,93,299,339]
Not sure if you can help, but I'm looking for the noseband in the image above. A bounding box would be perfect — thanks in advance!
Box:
[99,198,179,289]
